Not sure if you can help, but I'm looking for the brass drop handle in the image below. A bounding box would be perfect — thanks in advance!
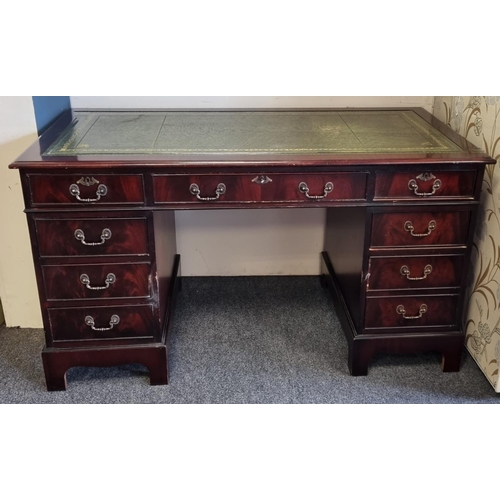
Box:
[69,183,108,202]
[189,183,226,201]
[74,228,112,246]
[400,264,433,281]
[80,273,116,290]
[408,178,442,197]
[299,181,333,199]
[404,220,436,237]
[396,304,427,320]
[85,314,120,331]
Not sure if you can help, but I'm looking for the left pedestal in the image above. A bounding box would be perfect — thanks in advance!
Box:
[24,198,178,391]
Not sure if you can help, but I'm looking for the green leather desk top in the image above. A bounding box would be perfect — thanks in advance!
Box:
[42,110,462,157]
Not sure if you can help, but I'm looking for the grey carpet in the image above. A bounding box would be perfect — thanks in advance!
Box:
[0,276,498,403]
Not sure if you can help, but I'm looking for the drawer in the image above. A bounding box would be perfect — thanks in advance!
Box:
[36,217,149,257]
[367,255,463,291]
[42,263,151,301]
[28,174,145,206]
[374,170,477,200]
[364,295,458,330]
[48,305,155,342]
[370,211,471,248]
[153,173,367,204]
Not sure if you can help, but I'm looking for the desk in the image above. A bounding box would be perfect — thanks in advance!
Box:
[10,108,495,390]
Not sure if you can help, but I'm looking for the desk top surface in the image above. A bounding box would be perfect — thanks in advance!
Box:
[11,108,495,167]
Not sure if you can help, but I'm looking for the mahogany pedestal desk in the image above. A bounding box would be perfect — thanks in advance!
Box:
[10,108,495,391]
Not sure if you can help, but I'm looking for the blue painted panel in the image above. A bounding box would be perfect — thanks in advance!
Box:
[32,96,71,135]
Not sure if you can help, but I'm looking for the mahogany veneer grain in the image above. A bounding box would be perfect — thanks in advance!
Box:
[153,172,367,204]
[370,211,471,248]
[374,170,477,200]
[42,263,151,300]
[366,255,463,291]
[35,217,149,257]
[28,174,145,206]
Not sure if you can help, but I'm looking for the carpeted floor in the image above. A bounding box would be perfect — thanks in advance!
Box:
[0,276,498,403]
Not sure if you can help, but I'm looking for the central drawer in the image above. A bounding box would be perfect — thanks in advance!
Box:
[42,263,151,300]
[35,217,149,257]
[153,173,367,204]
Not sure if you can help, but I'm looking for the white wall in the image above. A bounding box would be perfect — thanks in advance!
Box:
[71,96,433,277]
[0,97,42,327]
[71,96,433,110]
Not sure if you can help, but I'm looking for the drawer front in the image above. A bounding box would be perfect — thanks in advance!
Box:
[153,173,367,204]
[364,295,458,329]
[367,255,463,290]
[36,218,149,257]
[48,305,155,342]
[42,263,151,300]
[370,211,471,248]
[29,174,145,205]
[374,170,477,200]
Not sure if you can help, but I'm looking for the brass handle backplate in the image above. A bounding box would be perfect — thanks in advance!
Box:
[396,304,427,320]
[404,220,436,237]
[189,183,226,201]
[70,183,108,202]
[74,228,112,246]
[80,273,116,290]
[298,181,333,200]
[85,314,120,331]
[408,177,442,197]
[400,264,433,281]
